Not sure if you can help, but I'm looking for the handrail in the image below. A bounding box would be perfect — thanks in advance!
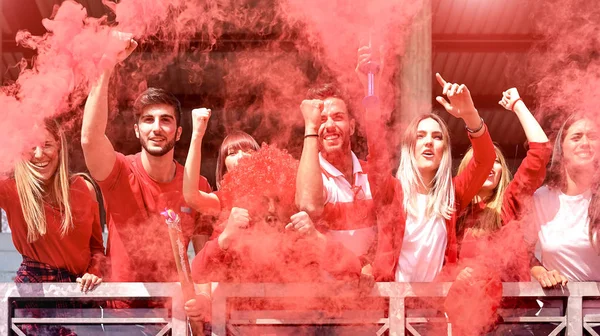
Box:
[0,282,188,336]
[1,282,599,336]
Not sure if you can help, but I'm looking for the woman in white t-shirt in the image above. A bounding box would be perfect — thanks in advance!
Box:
[529,114,600,287]
[364,72,496,282]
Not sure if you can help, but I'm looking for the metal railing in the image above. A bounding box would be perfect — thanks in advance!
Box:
[1,282,600,335]
[0,282,188,335]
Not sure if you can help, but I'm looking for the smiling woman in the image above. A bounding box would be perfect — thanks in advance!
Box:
[0,119,105,334]
[528,113,600,286]
[0,119,104,288]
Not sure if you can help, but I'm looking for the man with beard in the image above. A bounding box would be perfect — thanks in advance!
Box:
[296,83,377,277]
[80,38,212,284]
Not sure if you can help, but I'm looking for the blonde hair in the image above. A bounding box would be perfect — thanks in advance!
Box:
[456,145,512,237]
[396,114,455,220]
[13,120,73,242]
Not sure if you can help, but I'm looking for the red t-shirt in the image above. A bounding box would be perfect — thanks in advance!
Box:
[0,176,104,276]
[97,152,212,282]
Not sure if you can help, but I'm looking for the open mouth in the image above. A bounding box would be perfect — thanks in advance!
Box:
[323,133,340,141]
[422,150,434,158]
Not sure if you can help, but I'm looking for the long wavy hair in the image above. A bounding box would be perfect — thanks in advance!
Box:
[396,113,455,219]
[456,145,512,237]
[13,119,73,243]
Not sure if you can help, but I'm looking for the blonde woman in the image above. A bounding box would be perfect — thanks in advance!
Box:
[0,120,104,290]
[365,73,495,282]
[455,88,551,281]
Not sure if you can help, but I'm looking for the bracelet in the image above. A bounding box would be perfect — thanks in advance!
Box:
[510,98,523,112]
[304,134,319,139]
[465,117,485,134]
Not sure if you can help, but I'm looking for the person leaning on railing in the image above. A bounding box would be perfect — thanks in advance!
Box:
[188,145,362,327]
[527,113,600,287]
[0,119,105,336]
[445,89,551,335]
[0,119,104,289]
[365,72,496,283]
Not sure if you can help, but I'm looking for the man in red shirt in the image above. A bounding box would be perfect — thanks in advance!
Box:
[81,38,212,285]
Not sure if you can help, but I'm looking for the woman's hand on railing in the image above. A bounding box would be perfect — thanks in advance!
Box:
[532,267,568,288]
[76,273,102,293]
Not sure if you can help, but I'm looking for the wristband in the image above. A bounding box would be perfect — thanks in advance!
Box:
[304,134,319,139]
[510,98,523,112]
[465,117,485,134]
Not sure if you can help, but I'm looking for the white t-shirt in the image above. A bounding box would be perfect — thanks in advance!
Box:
[530,186,600,282]
[396,194,447,282]
[319,152,377,257]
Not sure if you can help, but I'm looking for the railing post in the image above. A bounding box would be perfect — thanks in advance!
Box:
[211,283,227,336]
[171,288,189,336]
[566,295,583,336]
[388,296,405,336]
[0,283,11,336]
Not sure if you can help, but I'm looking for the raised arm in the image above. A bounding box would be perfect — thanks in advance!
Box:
[183,108,220,216]
[356,45,395,205]
[499,89,552,221]
[435,73,495,207]
[81,33,137,181]
[499,88,549,143]
[435,73,487,139]
[295,100,326,216]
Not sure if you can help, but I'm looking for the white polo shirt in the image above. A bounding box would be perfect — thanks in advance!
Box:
[319,152,377,258]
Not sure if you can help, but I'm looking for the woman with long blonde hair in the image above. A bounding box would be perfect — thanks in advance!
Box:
[362,71,495,283]
[455,88,551,281]
[0,119,104,289]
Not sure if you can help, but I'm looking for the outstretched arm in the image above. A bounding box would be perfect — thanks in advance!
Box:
[183,108,220,216]
[81,33,137,181]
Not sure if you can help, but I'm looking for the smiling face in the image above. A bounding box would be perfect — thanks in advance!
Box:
[413,117,446,175]
[134,104,182,157]
[562,118,600,175]
[27,128,60,182]
[318,97,355,157]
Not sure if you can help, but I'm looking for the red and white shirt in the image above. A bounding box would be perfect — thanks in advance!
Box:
[319,152,377,261]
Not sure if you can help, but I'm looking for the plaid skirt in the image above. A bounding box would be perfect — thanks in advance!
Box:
[13,256,79,336]
[15,255,78,283]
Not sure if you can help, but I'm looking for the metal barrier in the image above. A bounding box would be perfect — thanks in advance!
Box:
[0,282,188,336]
[1,282,600,335]
[210,282,600,336]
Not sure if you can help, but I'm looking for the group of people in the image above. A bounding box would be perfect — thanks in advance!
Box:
[2,33,600,334]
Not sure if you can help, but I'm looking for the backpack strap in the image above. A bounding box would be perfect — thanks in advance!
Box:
[74,173,107,232]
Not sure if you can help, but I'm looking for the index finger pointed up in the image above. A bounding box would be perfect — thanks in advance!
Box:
[435,73,447,88]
